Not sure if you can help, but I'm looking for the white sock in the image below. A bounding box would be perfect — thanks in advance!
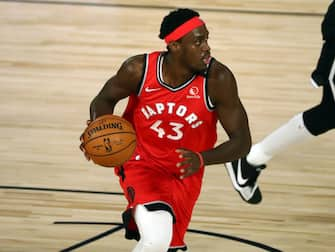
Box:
[132,204,173,252]
[247,113,314,165]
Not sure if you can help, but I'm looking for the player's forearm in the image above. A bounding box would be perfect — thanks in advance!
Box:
[201,136,251,165]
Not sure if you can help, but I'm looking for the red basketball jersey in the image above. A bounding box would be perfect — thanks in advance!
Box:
[123,51,218,172]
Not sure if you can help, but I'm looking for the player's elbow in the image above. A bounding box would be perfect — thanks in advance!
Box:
[89,96,99,119]
[89,95,116,120]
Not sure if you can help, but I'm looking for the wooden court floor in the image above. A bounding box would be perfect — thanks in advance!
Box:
[0,0,334,251]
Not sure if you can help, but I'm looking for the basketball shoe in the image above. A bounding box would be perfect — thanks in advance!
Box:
[225,157,266,204]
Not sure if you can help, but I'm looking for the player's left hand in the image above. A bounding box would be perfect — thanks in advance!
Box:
[176,148,203,179]
[79,120,92,161]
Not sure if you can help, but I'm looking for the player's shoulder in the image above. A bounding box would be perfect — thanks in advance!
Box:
[120,54,146,74]
[116,54,147,84]
[207,58,236,87]
[206,58,238,104]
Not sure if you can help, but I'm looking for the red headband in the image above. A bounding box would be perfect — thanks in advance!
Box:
[164,16,205,44]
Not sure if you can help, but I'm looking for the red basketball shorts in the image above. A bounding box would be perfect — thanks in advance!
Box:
[115,158,204,249]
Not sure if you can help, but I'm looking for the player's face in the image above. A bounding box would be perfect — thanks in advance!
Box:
[178,25,211,72]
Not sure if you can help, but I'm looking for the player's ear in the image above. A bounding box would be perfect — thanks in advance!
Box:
[168,41,181,53]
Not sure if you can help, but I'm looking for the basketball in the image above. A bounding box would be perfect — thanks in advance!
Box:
[82,114,136,167]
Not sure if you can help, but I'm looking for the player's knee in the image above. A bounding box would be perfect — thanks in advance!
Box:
[134,205,173,252]
[303,104,335,136]
[140,212,172,251]
[133,229,171,252]
[303,83,335,135]
[140,234,171,252]
[318,97,335,129]
[328,111,335,128]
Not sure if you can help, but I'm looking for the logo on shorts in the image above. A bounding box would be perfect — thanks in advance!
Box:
[127,186,135,203]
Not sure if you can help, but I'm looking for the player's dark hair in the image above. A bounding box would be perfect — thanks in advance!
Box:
[159,8,200,39]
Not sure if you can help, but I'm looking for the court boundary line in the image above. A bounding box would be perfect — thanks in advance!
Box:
[55,221,283,252]
[0,185,282,251]
[0,185,123,195]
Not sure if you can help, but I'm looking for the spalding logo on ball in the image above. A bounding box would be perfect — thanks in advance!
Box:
[82,114,136,167]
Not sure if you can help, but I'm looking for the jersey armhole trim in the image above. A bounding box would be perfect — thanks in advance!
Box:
[137,54,149,96]
[204,59,216,111]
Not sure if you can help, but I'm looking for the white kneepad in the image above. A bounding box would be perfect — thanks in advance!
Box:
[132,204,173,252]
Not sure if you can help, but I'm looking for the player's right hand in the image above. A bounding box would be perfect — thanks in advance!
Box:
[79,120,92,161]
[176,148,202,179]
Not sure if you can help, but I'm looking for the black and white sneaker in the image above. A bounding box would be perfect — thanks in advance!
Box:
[225,157,266,204]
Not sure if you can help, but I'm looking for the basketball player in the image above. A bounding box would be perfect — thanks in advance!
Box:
[225,1,335,205]
[80,8,252,252]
